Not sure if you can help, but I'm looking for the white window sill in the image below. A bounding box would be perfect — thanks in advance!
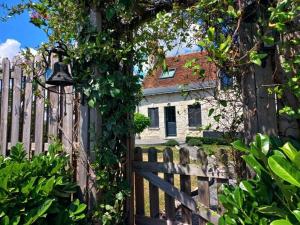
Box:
[148,127,160,130]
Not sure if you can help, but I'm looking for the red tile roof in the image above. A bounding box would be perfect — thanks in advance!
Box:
[143,51,217,89]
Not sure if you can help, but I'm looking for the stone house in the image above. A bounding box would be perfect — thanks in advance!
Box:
[136,51,237,143]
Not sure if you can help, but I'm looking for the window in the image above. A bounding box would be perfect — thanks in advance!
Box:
[219,70,233,89]
[148,108,159,128]
[160,69,176,79]
[188,104,202,127]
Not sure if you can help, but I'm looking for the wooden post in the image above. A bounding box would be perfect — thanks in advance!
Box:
[197,150,209,225]
[135,147,145,216]
[163,147,175,223]
[22,70,33,156]
[11,58,22,146]
[62,86,73,157]
[148,147,159,218]
[179,148,192,224]
[0,58,10,156]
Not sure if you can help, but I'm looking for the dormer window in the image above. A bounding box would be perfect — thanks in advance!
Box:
[160,68,176,79]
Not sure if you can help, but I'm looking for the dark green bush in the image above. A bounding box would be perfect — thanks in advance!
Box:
[186,136,229,145]
[187,138,203,146]
[134,113,151,134]
[164,139,179,147]
[219,134,300,225]
[0,142,86,225]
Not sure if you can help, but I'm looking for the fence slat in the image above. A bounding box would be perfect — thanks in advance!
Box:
[148,147,159,218]
[62,86,73,157]
[163,147,175,221]
[179,148,192,224]
[135,147,145,216]
[11,59,22,146]
[34,83,45,154]
[0,59,10,155]
[22,70,33,156]
[77,101,89,203]
[48,86,59,141]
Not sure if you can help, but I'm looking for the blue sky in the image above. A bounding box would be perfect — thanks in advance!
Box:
[0,0,47,59]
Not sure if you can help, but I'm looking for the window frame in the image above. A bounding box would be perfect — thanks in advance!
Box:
[188,104,202,127]
[148,107,159,128]
[160,68,176,79]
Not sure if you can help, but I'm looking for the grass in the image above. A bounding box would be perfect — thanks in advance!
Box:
[136,144,233,216]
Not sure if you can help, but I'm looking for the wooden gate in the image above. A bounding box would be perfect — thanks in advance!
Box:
[133,147,229,225]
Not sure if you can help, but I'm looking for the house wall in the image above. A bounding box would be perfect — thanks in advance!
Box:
[137,89,216,142]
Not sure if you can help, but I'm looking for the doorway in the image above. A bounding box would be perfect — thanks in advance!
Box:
[165,106,177,137]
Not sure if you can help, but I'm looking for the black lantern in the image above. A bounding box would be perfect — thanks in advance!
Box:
[46,45,73,86]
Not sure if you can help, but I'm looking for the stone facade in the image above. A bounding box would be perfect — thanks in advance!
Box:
[137,89,217,142]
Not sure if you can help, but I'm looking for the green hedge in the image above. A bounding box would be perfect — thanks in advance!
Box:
[186,136,230,145]
[163,139,179,147]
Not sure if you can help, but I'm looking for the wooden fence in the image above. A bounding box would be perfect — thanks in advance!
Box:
[0,58,96,207]
[133,147,230,225]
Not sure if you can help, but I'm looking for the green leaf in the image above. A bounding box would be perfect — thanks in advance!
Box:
[280,142,297,161]
[255,134,270,155]
[268,155,300,187]
[207,27,215,41]
[208,108,214,117]
[270,219,292,225]
[239,181,255,197]
[232,140,248,152]
[293,210,300,222]
[24,199,54,225]
[250,51,268,66]
[243,154,266,175]
[258,205,287,217]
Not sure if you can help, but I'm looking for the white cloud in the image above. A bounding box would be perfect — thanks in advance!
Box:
[0,39,21,60]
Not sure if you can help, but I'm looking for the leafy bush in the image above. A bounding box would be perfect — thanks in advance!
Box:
[186,136,229,145]
[134,113,151,134]
[187,138,203,147]
[164,139,179,147]
[219,134,300,225]
[0,143,86,225]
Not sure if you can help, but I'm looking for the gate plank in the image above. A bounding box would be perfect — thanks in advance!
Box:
[163,147,175,221]
[11,59,22,146]
[135,215,184,225]
[135,147,145,216]
[216,178,228,214]
[179,148,192,224]
[136,171,220,225]
[22,71,33,156]
[148,147,159,218]
[0,59,10,156]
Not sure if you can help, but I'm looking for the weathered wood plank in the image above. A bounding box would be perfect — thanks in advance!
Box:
[135,215,184,225]
[48,86,59,141]
[135,147,145,216]
[197,149,210,225]
[179,148,192,224]
[34,81,45,154]
[198,177,210,225]
[133,162,228,179]
[10,59,22,146]
[136,171,220,225]
[22,71,33,156]
[0,58,10,156]
[77,100,89,203]
[163,147,175,221]
[148,147,159,218]
[62,86,73,157]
